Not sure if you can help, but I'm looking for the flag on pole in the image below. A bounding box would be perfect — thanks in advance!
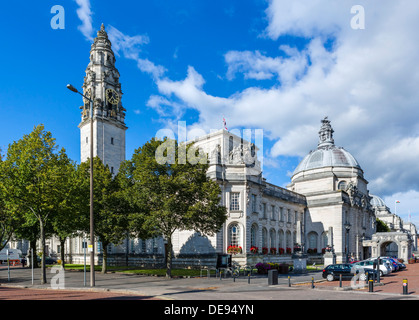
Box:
[396,200,400,203]
[223,115,228,131]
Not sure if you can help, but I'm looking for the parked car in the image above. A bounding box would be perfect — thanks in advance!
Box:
[366,257,397,272]
[353,259,391,276]
[322,263,377,282]
[36,256,58,265]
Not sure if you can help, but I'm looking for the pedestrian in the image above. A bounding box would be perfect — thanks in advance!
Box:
[21,258,26,268]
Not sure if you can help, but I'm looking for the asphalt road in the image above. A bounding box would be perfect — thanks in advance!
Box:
[0,264,418,302]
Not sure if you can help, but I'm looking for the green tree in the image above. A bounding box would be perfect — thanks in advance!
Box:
[49,154,82,269]
[79,157,129,273]
[120,138,227,278]
[1,125,70,283]
[0,156,20,251]
[376,218,391,232]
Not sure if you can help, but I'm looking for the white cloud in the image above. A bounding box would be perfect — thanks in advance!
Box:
[107,26,166,80]
[74,0,94,41]
[383,190,419,227]
[225,46,308,85]
[148,0,419,202]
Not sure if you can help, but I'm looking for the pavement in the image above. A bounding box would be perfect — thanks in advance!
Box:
[0,263,418,301]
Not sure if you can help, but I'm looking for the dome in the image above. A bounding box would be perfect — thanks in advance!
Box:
[370,195,386,207]
[292,117,361,177]
[293,146,361,174]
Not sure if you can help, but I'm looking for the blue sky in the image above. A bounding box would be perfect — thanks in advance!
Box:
[1,1,419,227]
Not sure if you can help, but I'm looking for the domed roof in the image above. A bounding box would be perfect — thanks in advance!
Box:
[293,118,361,176]
[370,195,386,207]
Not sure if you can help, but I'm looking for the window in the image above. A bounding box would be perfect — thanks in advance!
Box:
[229,136,234,153]
[262,228,268,248]
[280,207,284,221]
[86,137,88,144]
[308,232,318,250]
[111,167,114,174]
[338,181,347,190]
[251,194,257,212]
[271,205,275,220]
[230,192,240,211]
[278,230,284,249]
[250,224,258,248]
[229,223,240,247]
[141,239,147,253]
[269,229,276,248]
[111,137,114,145]
[262,203,267,218]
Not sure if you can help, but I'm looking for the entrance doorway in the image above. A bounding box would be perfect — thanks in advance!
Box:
[380,241,398,257]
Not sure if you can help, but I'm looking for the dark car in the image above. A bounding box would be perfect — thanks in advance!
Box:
[37,256,58,265]
[322,263,378,281]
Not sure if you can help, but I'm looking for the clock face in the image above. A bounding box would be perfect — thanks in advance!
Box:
[106,88,120,105]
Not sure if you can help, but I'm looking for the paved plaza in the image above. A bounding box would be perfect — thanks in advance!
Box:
[0,263,418,301]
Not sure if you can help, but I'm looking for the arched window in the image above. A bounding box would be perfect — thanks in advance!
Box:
[286,231,292,248]
[229,223,240,247]
[278,230,284,249]
[262,228,268,248]
[250,224,258,248]
[269,229,276,249]
[338,180,347,190]
[308,232,318,250]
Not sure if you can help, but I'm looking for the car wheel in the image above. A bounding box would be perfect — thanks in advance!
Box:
[326,274,334,282]
[360,273,367,281]
[380,271,383,277]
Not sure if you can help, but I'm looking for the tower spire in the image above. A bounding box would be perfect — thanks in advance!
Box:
[79,24,127,175]
[318,117,335,149]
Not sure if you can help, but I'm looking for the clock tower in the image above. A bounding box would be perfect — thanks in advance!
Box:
[79,24,127,174]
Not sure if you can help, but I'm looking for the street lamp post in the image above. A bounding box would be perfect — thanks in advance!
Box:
[345,223,351,263]
[67,84,95,287]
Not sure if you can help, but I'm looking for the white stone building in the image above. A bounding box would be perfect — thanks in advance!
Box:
[9,25,418,267]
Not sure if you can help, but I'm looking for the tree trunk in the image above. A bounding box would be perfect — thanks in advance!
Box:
[102,242,108,274]
[59,238,66,269]
[40,219,47,284]
[165,237,173,278]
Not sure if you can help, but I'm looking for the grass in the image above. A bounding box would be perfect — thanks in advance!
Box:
[57,264,323,276]
[60,264,216,277]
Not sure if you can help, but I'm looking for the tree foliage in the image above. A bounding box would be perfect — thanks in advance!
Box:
[120,138,227,278]
[0,125,74,283]
[78,157,129,273]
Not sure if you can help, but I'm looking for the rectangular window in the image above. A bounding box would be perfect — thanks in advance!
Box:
[262,203,266,219]
[111,137,114,145]
[271,205,275,220]
[230,192,240,211]
[251,194,257,212]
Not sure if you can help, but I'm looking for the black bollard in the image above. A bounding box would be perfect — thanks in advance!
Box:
[403,279,408,295]
[339,274,342,288]
[248,273,250,284]
[311,277,315,289]
[288,276,291,287]
[369,279,374,292]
